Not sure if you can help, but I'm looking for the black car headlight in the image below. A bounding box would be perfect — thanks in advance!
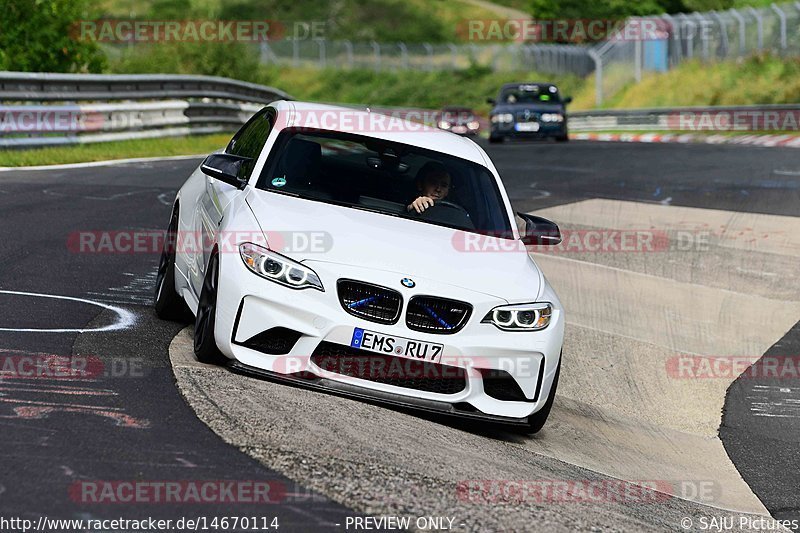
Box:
[482,303,552,331]
[239,242,324,291]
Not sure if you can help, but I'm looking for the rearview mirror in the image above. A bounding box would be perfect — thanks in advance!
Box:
[486,98,496,105]
[200,153,253,189]
[518,213,561,246]
[563,96,573,105]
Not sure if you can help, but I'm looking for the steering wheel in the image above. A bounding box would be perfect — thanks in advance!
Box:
[433,200,471,218]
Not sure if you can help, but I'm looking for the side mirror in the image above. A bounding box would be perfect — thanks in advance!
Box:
[486,97,496,105]
[200,153,253,189]
[518,213,561,246]
[563,96,573,105]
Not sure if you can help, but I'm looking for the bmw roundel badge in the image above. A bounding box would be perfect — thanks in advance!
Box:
[401,278,415,288]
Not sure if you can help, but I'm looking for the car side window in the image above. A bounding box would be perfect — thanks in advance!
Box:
[225,108,275,180]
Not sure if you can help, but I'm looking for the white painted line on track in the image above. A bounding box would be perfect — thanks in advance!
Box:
[0,290,135,333]
[0,154,207,172]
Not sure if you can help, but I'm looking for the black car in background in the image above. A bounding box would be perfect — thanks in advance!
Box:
[437,106,481,136]
[488,83,572,143]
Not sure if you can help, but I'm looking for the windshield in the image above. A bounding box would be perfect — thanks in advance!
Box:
[256,129,512,235]
[499,84,560,104]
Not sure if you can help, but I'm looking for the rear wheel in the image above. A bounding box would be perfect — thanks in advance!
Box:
[520,355,561,434]
[154,207,190,321]
[194,253,227,365]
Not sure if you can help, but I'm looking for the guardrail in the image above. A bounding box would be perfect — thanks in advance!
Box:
[569,104,800,132]
[0,72,289,149]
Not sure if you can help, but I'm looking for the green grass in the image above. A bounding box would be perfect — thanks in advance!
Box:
[0,133,232,167]
[575,54,800,110]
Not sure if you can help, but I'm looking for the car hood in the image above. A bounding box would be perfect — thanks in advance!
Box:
[492,102,566,114]
[245,189,541,301]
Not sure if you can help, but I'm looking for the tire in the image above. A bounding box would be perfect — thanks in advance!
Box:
[489,135,504,144]
[520,355,561,434]
[555,134,569,142]
[154,207,191,322]
[193,252,227,365]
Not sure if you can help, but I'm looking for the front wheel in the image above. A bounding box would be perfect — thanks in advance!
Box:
[154,208,190,321]
[193,253,227,365]
[520,356,561,434]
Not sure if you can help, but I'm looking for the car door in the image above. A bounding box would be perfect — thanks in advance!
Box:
[190,108,275,297]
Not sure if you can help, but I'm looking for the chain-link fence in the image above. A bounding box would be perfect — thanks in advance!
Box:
[259,40,594,77]
[255,1,800,108]
[593,1,800,105]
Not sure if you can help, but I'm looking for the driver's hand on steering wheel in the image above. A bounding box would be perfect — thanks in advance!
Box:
[408,196,435,214]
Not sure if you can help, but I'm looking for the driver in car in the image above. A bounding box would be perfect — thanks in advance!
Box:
[408,162,452,214]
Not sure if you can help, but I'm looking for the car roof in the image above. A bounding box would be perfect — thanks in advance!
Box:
[500,82,558,90]
[268,100,487,166]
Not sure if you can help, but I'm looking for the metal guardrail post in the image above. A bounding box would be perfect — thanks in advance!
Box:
[317,39,327,68]
[747,7,764,50]
[588,48,603,106]
[678,15,696,59]
[422,43,434,70]
[660,14,679,68]
[728,9,747,55]
[445,44,455,70]
[343,40,354,68]
[399,42,409,70]
[771,3,788,50]
[711,11,729,57]
[693,13,711,59]
[371,41,381,72]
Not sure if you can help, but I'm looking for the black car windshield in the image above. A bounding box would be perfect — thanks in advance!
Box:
[499,84,560,104]
[256,129,512,236]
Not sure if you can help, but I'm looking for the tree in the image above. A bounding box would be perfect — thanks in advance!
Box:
[0,0,106,72]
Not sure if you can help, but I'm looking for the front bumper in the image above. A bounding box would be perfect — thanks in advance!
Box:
[491,122,566,139]
[213,254,564,420]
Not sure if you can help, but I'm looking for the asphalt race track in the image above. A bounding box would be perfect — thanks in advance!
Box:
[0,141,798,532]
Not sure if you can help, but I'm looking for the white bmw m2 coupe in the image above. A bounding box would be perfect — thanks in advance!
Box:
[155,101,565,433]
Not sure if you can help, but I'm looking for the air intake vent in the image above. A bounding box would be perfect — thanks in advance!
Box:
[311,341,467,395]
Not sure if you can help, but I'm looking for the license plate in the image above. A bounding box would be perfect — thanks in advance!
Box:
[515,122,539,132]
[350,328,443,363]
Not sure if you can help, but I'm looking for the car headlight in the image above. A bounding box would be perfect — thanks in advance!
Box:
[541,113,564,123]
[438,121,451,129]
[482,303,552,331]
[467,121,480,130]
[239,242,324,291]
[490,113,514,124]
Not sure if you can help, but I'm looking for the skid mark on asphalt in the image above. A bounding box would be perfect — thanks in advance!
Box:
[748,385,800,418]
[0,350,150,428]
[87,267,159,307]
